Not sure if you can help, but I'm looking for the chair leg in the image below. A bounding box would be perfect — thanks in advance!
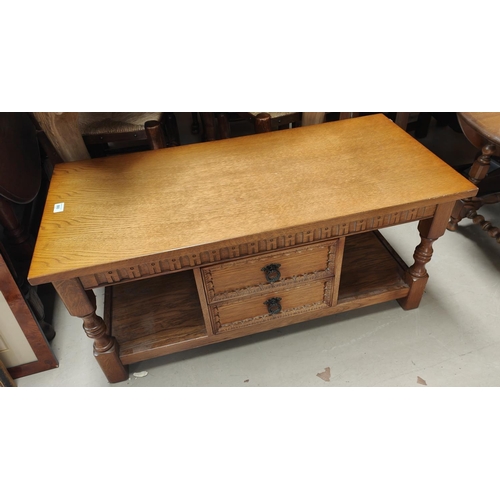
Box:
[200,113,216,141]
[464,194,500,244]
[216,113,230,139]
[448,143,496,230]
[339,112,359,120]
[395,112,410,131]
[254,113,272,133]
[302,112,325,126]
[145,120,168,149]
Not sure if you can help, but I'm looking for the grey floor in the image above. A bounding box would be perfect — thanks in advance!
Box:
[17,114,500,387]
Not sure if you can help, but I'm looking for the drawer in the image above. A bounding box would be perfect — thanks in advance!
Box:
[201,241,339,303]
[209,279,335,334]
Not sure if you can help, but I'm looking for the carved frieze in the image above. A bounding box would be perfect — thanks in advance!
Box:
[79,204,436,289]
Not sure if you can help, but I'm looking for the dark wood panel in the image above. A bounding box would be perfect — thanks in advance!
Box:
[0,253,58,379]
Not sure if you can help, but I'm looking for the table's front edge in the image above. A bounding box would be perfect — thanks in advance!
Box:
[28,199,454,288]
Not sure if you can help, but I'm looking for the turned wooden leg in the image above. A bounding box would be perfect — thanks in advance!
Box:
[200,112,216,141]
[145,120,168,149]
[254,113,272,133]
[448,143,495,231]
[216,113,230,139]
[302,112,326,126]
[394,112,410,131]
[464,193,500,244]
[339,112,359,120]
[53,278,128,383]
[399,201,455,310]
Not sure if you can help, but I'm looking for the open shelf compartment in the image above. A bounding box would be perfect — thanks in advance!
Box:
[104,270,208,365]
[104,230,410,365]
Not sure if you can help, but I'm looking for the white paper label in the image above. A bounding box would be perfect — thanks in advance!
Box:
[53,202,65,213]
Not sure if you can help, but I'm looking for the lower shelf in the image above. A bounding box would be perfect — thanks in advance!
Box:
[338,230,409,304]
[105,230,410,365]
[104,271,208,364]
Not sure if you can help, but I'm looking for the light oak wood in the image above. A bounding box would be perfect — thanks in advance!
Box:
[201,241,337,302]
[210,278,334,334]
[27,114,478,382]
[105,271,208,364]
[28,114,476,286]
[53,278,127,383]
[103,232,409,365]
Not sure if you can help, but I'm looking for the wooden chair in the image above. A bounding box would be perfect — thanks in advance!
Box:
[32,112,179,162]
[447,112,500,244]
[205,112,322,140]
[250,112,411,132]
[199,112,410,140]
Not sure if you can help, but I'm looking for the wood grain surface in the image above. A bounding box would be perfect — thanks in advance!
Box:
[28,114,477,285]
[458,112,500,147]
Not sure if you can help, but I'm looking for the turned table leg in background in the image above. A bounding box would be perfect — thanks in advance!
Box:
[448,143,496,231]
[53,278,128,383]
[399,201,455,310]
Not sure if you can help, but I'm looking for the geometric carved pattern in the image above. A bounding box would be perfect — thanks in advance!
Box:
[210,280,334,335]
[79,204,436,289]
[202,243,337,303]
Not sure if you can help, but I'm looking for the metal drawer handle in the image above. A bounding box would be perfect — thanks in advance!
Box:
[264,297,282,315]
[261,263,281,283]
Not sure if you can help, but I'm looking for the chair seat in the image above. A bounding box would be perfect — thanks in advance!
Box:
[248,112,295,119]
[78,112,163,136]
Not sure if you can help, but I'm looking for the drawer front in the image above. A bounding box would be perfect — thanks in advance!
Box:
[210,279,335,334]
[202,241,338,303]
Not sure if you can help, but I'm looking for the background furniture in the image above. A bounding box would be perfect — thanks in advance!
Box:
[0,248,58,379]
[0,112,58,379]
[447,112,500,244]
[0,113,56,330]
[32,112,179,162]
[28,114,476,383]
[197,112,411,140]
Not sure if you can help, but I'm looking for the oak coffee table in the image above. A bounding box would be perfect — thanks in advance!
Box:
[28,114,478,383]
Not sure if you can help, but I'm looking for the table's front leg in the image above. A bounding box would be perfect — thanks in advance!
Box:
[398,201,455,310]
[53,278,128,383]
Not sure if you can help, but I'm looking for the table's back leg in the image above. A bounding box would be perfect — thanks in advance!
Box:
[398,201,455,310]
[53,278,128,383]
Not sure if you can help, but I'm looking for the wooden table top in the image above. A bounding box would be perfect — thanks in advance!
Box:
[28,114,477,285]
[458,112,500,146]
